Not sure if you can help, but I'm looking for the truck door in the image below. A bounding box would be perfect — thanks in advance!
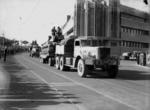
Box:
[74,40,81,57]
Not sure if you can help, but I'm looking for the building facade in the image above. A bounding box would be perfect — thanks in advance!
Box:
[119,5,150,54]
[73,0,150,55]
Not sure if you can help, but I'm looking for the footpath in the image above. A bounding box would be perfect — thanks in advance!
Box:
[120,59,150,70]
[0,58,9,95]
[0,57,9,110]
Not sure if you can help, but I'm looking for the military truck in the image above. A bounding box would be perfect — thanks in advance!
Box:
[29,45,40,57]
[55,36,119,78]
[40,0,121,78]
[40,41,56,65]
[40,27,64,65]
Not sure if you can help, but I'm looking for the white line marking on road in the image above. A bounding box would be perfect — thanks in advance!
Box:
[0,64,20,66]
[0,99,66,101]
[18,58,81,110]
[2,70,28,72]
[49,82,78,87]
[22,56,140,110]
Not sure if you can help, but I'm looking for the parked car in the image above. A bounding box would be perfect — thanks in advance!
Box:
[122,52,132,60]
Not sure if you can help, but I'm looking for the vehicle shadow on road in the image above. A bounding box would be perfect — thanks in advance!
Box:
[117,69,150,80]
[86,70,110,79]
[0,56,80,110]
[84,69,150,81]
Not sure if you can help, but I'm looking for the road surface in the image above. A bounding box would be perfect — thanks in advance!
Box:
[0,53,150,110]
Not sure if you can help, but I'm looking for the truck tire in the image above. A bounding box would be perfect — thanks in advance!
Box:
[101,66,106,71]
[40,58,42,63]
[49,57,54,66]
[107,66,118,78]
[77,59,88,78]
[60,57,66,71]
[55,56,60,69]
[40,58,44,64]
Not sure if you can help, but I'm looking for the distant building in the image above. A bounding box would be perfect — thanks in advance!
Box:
[119,4,150,54]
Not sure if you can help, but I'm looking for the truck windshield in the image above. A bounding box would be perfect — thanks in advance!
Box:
[81,40,102,46]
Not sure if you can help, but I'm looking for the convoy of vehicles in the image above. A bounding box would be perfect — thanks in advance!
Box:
[122,51,140,60]
[39,35,119,78]
[40,40,56,65]
[37,0,120,78]
[29,44,40,57]
[55,36,119,78]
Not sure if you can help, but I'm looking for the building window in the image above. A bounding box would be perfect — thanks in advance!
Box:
[121,26,149,36]
[120,41,149,49]
[142,43,149,48]
[111,41,117,47]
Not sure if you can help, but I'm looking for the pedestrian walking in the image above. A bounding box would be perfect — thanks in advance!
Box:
[4,46,8,62]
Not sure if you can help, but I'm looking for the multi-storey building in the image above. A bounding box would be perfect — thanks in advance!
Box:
[63,0,150,55]
[119,4,150,54]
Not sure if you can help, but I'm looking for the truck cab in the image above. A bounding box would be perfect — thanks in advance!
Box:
[74,37,119,77]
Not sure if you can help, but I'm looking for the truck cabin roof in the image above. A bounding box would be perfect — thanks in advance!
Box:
[32,45,39,48]
[75,36,105,41]
[76,36,109,47]
[59,35,76,45]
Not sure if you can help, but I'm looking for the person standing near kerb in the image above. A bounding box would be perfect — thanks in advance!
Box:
[4,46,8,62]
[0,46,2,59]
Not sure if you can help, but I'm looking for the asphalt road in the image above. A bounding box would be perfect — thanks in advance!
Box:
[0,53,150,110]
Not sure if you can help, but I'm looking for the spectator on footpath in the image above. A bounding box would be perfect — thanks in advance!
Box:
[4,46,8,62]
[0,47,1,59]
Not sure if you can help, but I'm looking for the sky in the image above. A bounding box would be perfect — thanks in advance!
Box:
[0,0,149,45]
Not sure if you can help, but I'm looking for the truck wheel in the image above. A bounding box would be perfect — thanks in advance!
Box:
[55,56,60,69]
[107,66,118,78]
[77,59,87,78]
[101,66,106,71]
[40,58,44,64]
[60,57,66,71]
[40,58,42,62]
[49,57,54,66]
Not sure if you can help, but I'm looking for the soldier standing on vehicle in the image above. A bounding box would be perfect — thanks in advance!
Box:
[52,26,59,42]
[4,46,8,62]
[51,26,57,37]
[56,26,64,42]
[48,35,52,41]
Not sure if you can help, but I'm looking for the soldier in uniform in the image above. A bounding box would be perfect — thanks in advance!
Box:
[4,46,8,62]
[56,26,64,42]
[0,47,1,59]
[51,26,57,37]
